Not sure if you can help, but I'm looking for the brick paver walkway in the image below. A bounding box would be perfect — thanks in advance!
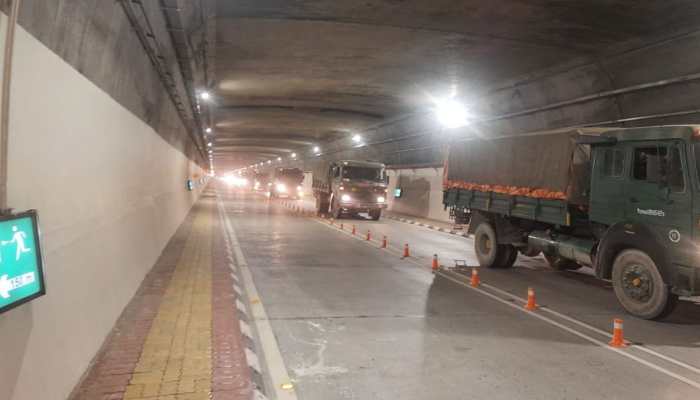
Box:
[70,197,253,400]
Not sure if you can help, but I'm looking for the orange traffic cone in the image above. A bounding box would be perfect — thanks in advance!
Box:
[352,225,356,235]
[432,254,439,271]
[403,244,410,257]
[524,287,538,311]
[381,236,387,248]
[470,268,480,287]
[366,230,371,241]
[609,318,627,348]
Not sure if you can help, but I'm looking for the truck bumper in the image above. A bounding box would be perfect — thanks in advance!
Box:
[340,202,387,212]
[671,264,700,297]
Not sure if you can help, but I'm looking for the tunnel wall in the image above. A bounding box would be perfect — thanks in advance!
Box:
[0,22,205,400]
[387,168,450,222]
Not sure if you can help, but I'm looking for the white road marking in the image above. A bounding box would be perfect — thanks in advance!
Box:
[245,348,262,374]
[438,272,700,390]
[312,215,700,390]
[240,319,253,339]
[218,195,298,400]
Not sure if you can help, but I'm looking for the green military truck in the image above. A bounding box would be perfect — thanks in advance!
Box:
[443,126,700,319]
[313,160,388,220]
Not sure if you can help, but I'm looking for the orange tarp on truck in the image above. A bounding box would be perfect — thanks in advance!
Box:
[444,131,591,205]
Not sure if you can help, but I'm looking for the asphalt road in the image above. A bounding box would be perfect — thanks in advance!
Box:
[218,187,700,399]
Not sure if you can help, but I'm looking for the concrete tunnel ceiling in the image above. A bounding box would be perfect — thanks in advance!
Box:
[206,0,700,171]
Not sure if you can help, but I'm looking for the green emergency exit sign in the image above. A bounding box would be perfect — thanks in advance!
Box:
[0,210,45,314]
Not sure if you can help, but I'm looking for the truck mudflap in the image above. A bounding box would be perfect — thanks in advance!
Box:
[671,264,700,297]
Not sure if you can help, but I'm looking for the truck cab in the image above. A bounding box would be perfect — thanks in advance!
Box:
[316,160,388,220]
[587,126,700,317]
[269,168,304,199]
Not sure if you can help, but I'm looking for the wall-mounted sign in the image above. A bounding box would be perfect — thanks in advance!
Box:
[0,210,46,314]
[394,188,403,198]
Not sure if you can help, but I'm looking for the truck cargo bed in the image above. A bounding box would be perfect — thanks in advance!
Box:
[444,188,570,226]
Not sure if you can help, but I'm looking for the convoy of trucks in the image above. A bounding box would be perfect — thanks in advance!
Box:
[443,125,700,319]
[312,160,388,220]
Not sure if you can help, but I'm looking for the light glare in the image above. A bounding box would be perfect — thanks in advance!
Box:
[434,98,470,129]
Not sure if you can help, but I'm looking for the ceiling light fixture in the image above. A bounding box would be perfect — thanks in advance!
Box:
[200,91,211,100]
[434,97,470,129]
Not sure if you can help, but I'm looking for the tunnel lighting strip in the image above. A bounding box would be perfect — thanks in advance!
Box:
[306,212,700,389]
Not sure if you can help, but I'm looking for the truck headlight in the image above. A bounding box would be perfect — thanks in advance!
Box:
[276,183,287,193]
[377,196,385,203]
[341,194,352,202]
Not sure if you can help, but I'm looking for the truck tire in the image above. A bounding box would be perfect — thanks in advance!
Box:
[369,209,381,221]
[474,222,514,268]
[496,244,517,268]
[611,249,678,320]
[316,195,329,217]
[544,254,580,271]
[519,247,541,258]
[331,197,342,219]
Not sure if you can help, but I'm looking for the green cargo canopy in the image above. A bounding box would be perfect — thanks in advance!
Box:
[446,131,590,201]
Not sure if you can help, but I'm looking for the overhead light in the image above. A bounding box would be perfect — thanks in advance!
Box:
[205,127,212,133]
[200,91,211,100]
[434,97,470,129]
[277,157,282,161]
[352,134,362,143]
[291,153,297,158]
[313,146,320,153]
[207,142,212,147]
[267,160,272,164]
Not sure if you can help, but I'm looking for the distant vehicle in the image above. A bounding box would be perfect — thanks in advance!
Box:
[313,160,388,220]
[443,126,700,320]
[253,172,270,193]
[269,168,304,199]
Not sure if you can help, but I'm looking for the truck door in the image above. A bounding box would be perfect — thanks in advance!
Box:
[625,141,691,242]
[590,146,628,225]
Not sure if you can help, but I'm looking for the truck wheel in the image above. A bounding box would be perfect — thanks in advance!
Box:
[612,249,678,320]
[519,246,541,258]
[316,195,329,217]
[495,245,517,268]
[474,222,513,268]
[331,198,342,219]
[369,209,381,221]
[544,254,580,271]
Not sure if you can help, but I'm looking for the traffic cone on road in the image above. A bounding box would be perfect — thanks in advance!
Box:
[432,254,439,271]
[352,225,356,235]
[366,230,371,241]
[609,319,627,348]
[403,244,410,257]
[524,287,538,311]
[381,236,387,248]
[470,268,480,287]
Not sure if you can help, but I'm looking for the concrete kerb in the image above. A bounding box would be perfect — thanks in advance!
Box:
[385,214,469,237]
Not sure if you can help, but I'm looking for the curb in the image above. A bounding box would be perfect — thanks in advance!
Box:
[384,214,470,237]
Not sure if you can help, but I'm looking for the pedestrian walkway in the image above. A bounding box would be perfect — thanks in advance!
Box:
[70,196,253,400]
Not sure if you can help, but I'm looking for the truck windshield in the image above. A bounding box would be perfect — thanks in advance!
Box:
[342,166,384,182]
